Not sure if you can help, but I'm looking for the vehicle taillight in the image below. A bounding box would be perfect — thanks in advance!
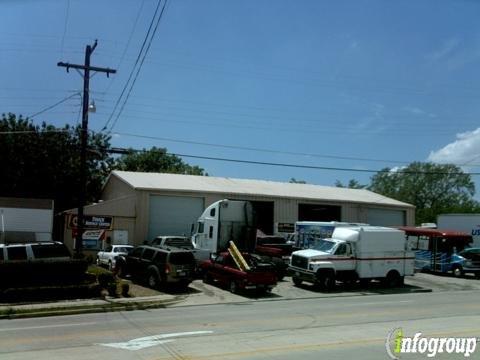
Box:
[165,264,171,274]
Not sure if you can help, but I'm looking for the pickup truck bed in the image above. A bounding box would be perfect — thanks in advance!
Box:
[201,252,277,294]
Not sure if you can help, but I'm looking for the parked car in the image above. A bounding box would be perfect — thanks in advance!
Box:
[121,245,196,290]
[200,252,278,294]
[96,245,134,270]
[150,236,194,250]
[0,241,71,261]
[455,247,480,278]
[0,242,87,288]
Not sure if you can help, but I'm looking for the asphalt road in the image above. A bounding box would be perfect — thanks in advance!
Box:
[1,290,479,360]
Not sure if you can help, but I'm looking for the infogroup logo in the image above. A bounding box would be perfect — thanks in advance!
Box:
[385,328,478,359]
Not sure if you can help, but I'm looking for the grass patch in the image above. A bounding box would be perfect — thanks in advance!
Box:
[87,264,113,277]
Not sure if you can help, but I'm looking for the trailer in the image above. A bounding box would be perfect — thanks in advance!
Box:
[437,214,480,247]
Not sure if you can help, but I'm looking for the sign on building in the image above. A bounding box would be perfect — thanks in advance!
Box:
[68,214,113,230]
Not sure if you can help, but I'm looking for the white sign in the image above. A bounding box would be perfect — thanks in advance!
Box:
[83,230,105,240]
[113,230,128,245]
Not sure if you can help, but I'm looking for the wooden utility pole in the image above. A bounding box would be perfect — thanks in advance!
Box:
[58,40,116,256]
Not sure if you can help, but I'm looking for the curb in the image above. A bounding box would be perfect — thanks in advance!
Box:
[0,298,182,320]
[0,286,433,319]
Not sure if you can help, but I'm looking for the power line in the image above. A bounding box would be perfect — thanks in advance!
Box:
[60,0,70,57]
[4,127,479,167]
[103,0,146,96]
[1,128,478,175]
[107,0,168,133]
[107,146,480,176]
[95,111,469,136]
[170,153,480,176]
[102,0,165,131]
[113,131,412,164]
[28,92,81,118]
[0,129,70,135]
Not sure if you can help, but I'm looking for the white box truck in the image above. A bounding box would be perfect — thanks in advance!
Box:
[437,214,480,247]
[295,221,368,249]
[192,199,256,261]
[289,226,415,290]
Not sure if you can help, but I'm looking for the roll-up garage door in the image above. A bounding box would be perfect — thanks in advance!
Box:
[148,195,204,240]
[367,208,405,226]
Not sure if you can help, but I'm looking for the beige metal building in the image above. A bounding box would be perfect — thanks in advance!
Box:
[63,171,415,250]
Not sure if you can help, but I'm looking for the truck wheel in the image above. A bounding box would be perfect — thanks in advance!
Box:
[385,270,402,288]
[323,272,335,291]
[315,271,335,291]
[292,277,303,286]
[452,265,464,278]
[229,280,238,294]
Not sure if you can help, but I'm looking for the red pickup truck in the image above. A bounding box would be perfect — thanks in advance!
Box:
[254,236,301,280]
[201,252,278,294]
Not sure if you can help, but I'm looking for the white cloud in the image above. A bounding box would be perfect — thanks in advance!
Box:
[428,128,480,166]
[405,106,424,115]
[427,38,480,71]
[403,106,437,118]
[390,166,407,173]
[428,38,460,61]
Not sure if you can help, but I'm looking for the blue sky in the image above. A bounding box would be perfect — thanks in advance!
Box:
[2,0,480,193]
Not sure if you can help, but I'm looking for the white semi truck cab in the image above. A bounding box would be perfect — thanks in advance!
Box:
[192,199,256,261]
[289,226,415,290]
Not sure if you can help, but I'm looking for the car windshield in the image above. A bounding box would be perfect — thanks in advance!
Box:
[164,238,194,249]
[311,240,336,253]
[115,247,133,254]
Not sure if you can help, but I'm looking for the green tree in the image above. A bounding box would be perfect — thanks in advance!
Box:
[0,113,112,212]
[369,162,480,224]
[335,179,367,189]
[113,147,205,175]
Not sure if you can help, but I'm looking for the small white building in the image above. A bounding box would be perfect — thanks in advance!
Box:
[63,171,415,250]
[0,197,54,243]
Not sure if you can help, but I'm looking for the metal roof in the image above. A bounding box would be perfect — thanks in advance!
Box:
[109,171,414,208]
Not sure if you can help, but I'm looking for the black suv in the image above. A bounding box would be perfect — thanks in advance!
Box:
[123,245,195,290]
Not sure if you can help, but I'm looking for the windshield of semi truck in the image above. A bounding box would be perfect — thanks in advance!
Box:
[311,240,336,253]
